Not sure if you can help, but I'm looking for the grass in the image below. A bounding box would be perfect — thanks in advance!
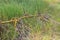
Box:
[0,0,50,20]
[0,0,60,40]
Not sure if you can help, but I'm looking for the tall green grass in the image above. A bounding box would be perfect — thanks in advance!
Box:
[0,0,60,40]
[0,0,50,20]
